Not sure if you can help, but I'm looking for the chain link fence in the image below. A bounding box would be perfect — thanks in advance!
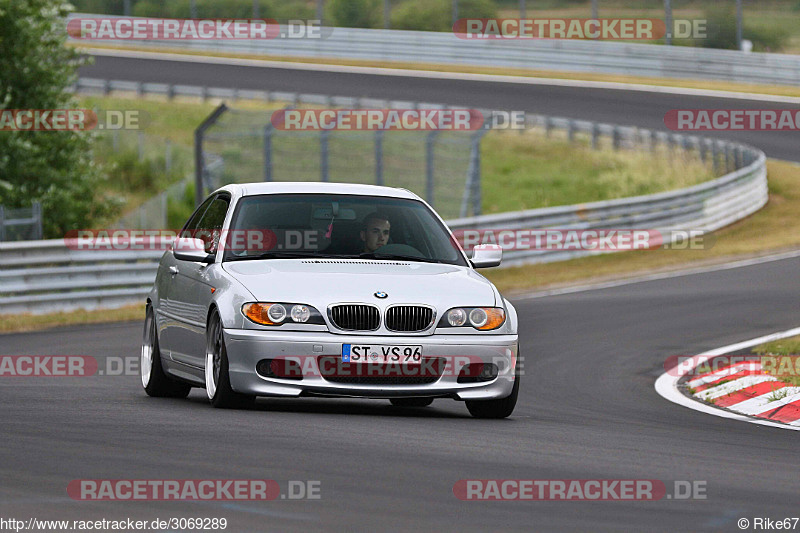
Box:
[0,203,43,242]
[198,105,484,220]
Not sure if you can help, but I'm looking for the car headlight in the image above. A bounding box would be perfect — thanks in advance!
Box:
[440,307,505,331]
[243,303,324,326]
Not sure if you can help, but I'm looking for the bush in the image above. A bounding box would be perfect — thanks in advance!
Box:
[391,0,496,32]
[327,0,380,28]
[701,4,789,52]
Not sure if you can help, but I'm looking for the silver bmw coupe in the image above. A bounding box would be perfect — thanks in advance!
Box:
[141,182,520,418]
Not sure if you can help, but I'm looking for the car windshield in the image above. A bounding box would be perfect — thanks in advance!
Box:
[222,193,468,266]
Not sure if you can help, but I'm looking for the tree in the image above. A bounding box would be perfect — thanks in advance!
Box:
[0,0,114,237]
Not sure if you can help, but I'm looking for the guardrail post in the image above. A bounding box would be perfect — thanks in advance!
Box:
[426,131,439,206]
[712,141,721,175]
[104,79,111,95]
[136,82,144,97]
[137,132,144,162]
[612,126,621,150]
[263,125,273,182]
[591,123,599,149]
[167,84,175,100]
[112,129,119,152]
[375,130,384,186]
[0,205,5,242]
[545,117,552,138]
[699,138,708,162]
[320,130,329,182]
[735,146,743,169]
[567,120,575,142]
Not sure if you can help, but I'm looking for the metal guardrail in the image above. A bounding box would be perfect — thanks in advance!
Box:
[69,13,800,87]
[0,118,766,314]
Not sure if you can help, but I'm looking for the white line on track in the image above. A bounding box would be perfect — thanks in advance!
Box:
[84,47,800,104]
[655,326,800,431]
[513,249,800,301]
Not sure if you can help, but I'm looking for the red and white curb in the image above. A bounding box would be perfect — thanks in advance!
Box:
[655,326,800,431]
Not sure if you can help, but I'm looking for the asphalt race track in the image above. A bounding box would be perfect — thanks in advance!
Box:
[1,54,798,532]
[3,257,800,531]
[81,54,800,161]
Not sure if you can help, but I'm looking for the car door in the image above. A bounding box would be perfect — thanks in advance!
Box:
[162,193,230,369]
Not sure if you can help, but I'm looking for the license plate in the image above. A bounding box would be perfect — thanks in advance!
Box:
[342,344,422,363]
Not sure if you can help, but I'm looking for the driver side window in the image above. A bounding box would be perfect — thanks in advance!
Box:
[194,195,230,254]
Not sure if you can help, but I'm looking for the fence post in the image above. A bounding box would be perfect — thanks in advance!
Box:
[0,205,5,242]
[425,131,439,206]
[165,140,172,172]
[471,128,486,216]
[138,132,145,162]
[33,201,42,240]
[375,130,384,186]
[263,125,273,182]
[194,103,228,206]
[712,141,720,175]
[320,130,329,182]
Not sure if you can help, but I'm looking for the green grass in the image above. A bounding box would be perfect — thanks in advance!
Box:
[754,335,800,386]
[481,130,713,213]
[484,159,800,294]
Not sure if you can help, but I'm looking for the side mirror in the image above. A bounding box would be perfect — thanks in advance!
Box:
[471,244,502,268]
[173,237,215,263]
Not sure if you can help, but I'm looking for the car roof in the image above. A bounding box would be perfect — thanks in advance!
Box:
[220,182,421,200]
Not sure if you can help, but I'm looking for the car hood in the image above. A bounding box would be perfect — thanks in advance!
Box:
[223,259,497,310]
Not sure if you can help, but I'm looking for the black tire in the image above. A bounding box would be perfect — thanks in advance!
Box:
[206,311,255,409]
[390,397,434,407]
[465,372,519,419]
[141,306,192,398]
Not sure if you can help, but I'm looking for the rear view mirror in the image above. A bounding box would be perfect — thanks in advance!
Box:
[173,237,214,263]
[471,244,502,268]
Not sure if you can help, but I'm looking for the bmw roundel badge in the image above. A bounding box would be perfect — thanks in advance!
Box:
[374,291,388,299]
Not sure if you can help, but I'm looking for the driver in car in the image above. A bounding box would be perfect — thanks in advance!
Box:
[360,212,391,253]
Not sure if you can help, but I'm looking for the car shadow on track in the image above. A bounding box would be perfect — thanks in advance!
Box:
[179,393,473,418]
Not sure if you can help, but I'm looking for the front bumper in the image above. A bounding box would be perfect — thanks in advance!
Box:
[223,328,519,400]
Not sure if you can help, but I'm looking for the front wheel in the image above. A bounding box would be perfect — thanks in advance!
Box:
[465,372,519,419]
[141,306,191,398]
[205,311,255,409]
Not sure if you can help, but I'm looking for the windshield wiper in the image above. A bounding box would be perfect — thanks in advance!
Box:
[357,252,443,264]
[230,251,322,261]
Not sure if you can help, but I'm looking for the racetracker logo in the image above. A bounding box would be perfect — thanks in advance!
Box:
[0,356,97,377]
[0,110,96,131]
[453,18,706,40]
[270,109,484,131]
[453,479,706,500]
[67,18,325,40]
[665,109,800,131]
[67,480,280,500]
[453,229,710,252]
[664,354,800,378]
